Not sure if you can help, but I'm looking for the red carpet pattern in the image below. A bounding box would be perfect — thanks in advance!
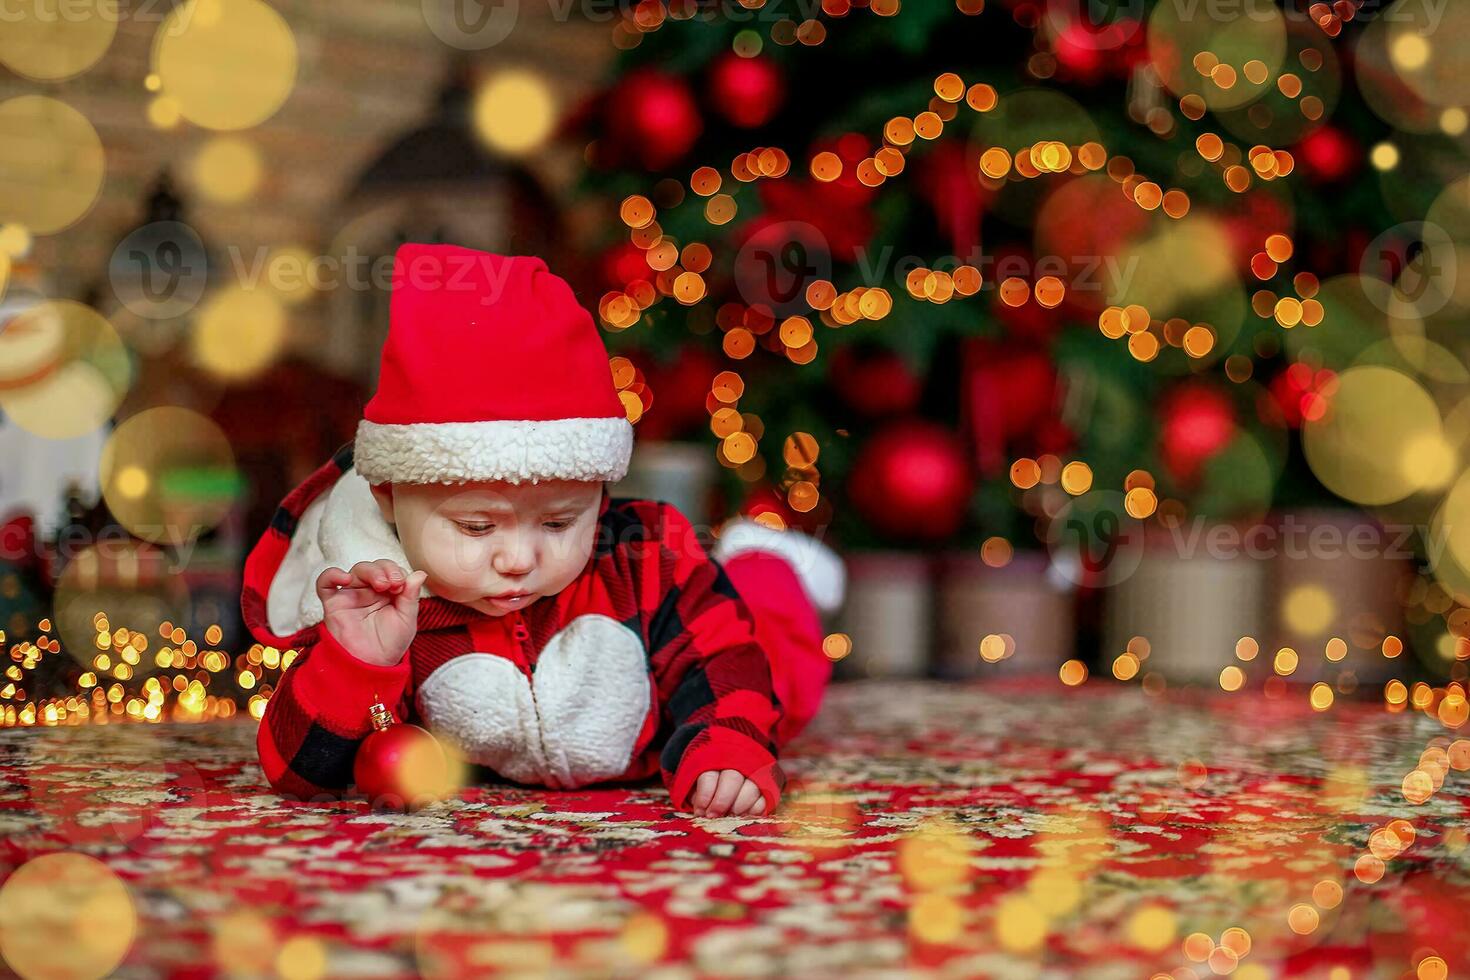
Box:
[1,679,1467,978]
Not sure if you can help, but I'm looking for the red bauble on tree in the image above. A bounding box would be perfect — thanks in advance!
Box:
[602,241,653,288]
[707,52,784,128]
[1295,125,1361,184]
[354,699,452,811]
[1159,383,1237,486]
[849,420,973,541]
[606,68,702,172]
[962,338,1059,475]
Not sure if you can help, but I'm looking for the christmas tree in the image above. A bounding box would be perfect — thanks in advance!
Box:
[569,0,1459,563]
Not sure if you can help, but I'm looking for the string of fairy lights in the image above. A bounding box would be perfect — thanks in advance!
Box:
[1,614,290,727]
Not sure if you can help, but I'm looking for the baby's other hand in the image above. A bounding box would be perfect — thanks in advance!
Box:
[688,769,771,818]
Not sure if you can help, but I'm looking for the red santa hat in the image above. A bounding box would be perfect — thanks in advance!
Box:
[354,243,634,486]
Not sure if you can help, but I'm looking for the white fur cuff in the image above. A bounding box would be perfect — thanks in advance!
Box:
[354,416,634,485]
[713,518,847,615]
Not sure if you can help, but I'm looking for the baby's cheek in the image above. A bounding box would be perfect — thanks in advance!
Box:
[545,529,597,582]
[417,530,491,589]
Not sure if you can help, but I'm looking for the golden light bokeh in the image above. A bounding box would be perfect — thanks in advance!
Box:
[992,895,1047,953]
[1303,365,1443,505]
[619,912,668,964]
[100,407,240,547]
[911,892,964,944]
[898,816,972,891]
[1383,0,1470,110]
[1103,217,1244,361]
[1148,0,1287,111]
[0,0,117,81]
[1310,682,1335,711]
[1282,583,1336,637]
[0,95,106,234]
[188,135,264,204]
[1286,902,1320,935]
[473,70,557,156]
[275,935,328,980]
[1059,659,1087,686]
[0,852,137,980]
[822,632,852,661]
[191,284,288,380]
[153,0,298,131]
[210,911,280,976]
[1125,904,1176,952]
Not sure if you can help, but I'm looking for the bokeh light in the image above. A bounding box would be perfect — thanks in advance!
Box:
[0,0,117,81]
[0,96,106,234]
[152,0,298,131]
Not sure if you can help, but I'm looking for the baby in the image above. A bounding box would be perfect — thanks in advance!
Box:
[242,243,844,817]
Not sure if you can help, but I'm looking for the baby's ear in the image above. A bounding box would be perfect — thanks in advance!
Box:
[368,481,395,525]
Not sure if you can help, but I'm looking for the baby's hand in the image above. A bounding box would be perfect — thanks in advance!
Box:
[315,560,429,668]
[688,769,771,818]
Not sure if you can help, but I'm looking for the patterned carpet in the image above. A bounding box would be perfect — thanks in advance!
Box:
[1,679,1467,979]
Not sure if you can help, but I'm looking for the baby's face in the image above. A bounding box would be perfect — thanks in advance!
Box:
[372,478,604,617]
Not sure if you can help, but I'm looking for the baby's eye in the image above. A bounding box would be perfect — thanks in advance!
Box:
[455,522,494,535]
[543,520,573,532]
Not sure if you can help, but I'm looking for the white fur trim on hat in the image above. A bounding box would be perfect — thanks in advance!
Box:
[712,518,847,615]
[353,416,634,486]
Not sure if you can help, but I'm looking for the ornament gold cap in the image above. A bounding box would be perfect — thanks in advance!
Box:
[368,695,395,732]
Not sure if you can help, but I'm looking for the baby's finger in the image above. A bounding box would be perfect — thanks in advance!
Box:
[689,771,719,814]
[751,797,767,816]
[348,560,393,592]
[371,559,407,592]
[314,566,352,599]
[707,770,744,817]
[731,778,762,816]
[392,571,429,613]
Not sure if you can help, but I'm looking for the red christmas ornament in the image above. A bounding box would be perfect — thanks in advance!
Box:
[1159,383,1237,486]
[602,241,653,288]
[1295,125,1360,184]
[1051,21,1107,81]
[745,133,875,263]
[962,339,1058,475]
[708,52,784,129]
[849,420,973,541]
[916,141,987,256]
[354,699,451,811]
[606,69,702,172]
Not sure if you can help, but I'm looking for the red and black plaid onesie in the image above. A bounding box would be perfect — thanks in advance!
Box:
[241,444,834,813]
